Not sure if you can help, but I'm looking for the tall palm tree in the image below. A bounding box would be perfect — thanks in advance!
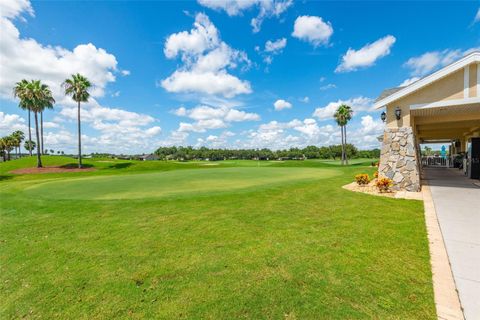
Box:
[341,105,353,165]
[63,73,91,168]
[40,111,44,154]
[334,107,346,165]
[333,104,353,165]
[21,80,55,167]
[13,80,33,156]
[11,130,25,159]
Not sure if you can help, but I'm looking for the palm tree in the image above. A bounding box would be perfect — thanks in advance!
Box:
[3,135,15,161]
[11,130,25,159]
[341,105,353,165]
[13,80,33,156]
[0,137,7,162]
[24,140,36,154]
[333,104,353,165]
[40,111,43,154]
[63,73,91,168]
[21,80,55,167]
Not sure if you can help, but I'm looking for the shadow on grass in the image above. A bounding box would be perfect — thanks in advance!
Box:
[60,163,94,169]
[107,162,133,169]
[0,175,13,181]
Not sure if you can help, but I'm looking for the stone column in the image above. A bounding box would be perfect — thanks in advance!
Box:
[379,127,421,192]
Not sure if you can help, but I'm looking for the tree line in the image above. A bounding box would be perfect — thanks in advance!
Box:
[0,128,67,162]
[5,74,91,168]
[154,145,379,161]
[0,131,28,161]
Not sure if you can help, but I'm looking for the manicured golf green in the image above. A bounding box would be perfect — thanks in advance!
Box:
[0,157,436,319]
[23,167,339,200]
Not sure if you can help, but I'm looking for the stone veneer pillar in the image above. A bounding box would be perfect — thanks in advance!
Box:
[379,127,421,192]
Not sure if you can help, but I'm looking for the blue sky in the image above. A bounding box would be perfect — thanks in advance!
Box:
[0,0,479,154]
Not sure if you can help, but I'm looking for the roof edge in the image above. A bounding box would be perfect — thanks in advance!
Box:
[374,51,480,109]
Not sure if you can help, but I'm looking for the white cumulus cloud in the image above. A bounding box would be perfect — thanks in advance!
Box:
[0,111,27,135]
[258,37,287,65]
[404,48,479,76]
[0,2,122,99]
[173,104,259,133]
[335,35,396,73]
[197,0,293,33]
[273,99,292,111]
[292,16,333,47]
[313,96,374,120]
[265,38,287,53]
[160,13,252,98]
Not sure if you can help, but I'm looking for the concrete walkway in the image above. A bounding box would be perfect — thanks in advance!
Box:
[424,167,480,320]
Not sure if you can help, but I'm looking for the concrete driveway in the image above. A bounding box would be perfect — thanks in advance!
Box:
[425,167,480,320]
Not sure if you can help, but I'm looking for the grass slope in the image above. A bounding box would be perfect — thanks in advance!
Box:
[0,157,435,319]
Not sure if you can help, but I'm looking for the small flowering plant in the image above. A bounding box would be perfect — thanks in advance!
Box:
[374,171,379,179]
[376,177,393,192]
[355,174,370,185]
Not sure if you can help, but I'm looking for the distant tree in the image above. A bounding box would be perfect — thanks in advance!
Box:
[302,146,319,159]
[334,104,353,165]
[11,130,25,159]
[423,146,434,156]
[63,73,91,168]
[25,140,36,153]
[328,145,343,160]
[0,137,8,161]
[2,136,15,160]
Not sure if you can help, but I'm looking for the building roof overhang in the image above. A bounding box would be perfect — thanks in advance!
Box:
[374,51,480,109]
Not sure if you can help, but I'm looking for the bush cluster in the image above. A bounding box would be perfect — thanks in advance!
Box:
[355,174,370,185]
[376,177,393,192]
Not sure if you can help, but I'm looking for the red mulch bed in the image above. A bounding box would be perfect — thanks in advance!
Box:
[10,166,96,174]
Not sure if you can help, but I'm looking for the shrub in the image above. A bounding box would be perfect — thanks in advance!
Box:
[376,177,393,192]
[374,171,379,179]
[355,174,370,185]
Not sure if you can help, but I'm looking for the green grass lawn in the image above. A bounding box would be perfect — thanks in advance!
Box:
[0,156,435,319]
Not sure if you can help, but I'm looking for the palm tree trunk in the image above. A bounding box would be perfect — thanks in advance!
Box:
[344,125,348,165]
[28,110,32,156]
[34,112,42,168]
[340,125,345,165]
[40,111,44,155]
[77,101,82,168]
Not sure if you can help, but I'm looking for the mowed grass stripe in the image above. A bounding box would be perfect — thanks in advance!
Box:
[22,167,339,200]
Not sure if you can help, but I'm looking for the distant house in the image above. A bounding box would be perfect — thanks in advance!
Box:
[138,154,159,161]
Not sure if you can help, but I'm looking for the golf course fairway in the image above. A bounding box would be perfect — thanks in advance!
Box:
[23,167,340,200]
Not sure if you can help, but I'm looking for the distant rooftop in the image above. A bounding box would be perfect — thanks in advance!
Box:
[375,87,404,102]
